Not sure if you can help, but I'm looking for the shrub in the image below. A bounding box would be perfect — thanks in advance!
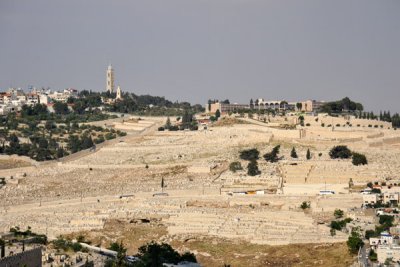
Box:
[300,201,310,210]
[305,123,310,126]
[329,146,352,159]
[321,123,325,127]
[352,152,368,166]
[158,127,165,131]
[229,161,243,172]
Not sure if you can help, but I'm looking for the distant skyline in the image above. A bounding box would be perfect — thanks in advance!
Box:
[1,0,399,113]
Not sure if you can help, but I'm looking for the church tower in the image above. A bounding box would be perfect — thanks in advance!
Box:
[106,64,114,93]
[116,85,122,100]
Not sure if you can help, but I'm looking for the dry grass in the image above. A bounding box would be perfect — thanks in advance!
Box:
[172,238,355,267]
[0,159,32,170]
[212,117,248,127]
[68,219,354,267]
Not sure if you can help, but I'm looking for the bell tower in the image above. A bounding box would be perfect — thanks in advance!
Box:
[106,64,114,93]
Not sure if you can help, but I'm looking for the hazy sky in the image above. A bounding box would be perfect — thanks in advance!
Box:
[1,0,399,112]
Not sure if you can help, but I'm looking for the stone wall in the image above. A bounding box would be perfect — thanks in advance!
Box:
[0,247,42,267]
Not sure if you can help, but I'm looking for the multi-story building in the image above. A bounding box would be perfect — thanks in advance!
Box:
[206,101,249,114]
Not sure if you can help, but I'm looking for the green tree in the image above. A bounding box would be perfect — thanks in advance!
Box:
[306,149,311,160]
[239,148,259,161]
[298,115,304,126]
[0,238,5,258]
[247,160,260,176]
[334,209,344,219]
[81,135,94,149]
[300,201,310,210]
[263,145,281,162]
[347,229,364,254]
[290,147,298,158]
[215,109,221,120]
[329,145,352,159]
[134,242,196,267]
[67,135,81,153]
[53,102,69,115]
[352,152,368,166]
[229,161,243,172]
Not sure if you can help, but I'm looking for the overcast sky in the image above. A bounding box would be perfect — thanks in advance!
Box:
[1,0,399,112]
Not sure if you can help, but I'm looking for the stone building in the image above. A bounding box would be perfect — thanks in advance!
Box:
[106,64,115,93]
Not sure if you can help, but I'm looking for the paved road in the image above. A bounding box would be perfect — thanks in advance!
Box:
[359,245,369,267]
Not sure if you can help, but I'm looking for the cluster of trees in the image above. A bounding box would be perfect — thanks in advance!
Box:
[108,92,204,116]
[330,218,352,231]
[9,226,47,245]
[19,103,115,124]
[263,145,281,163]
[329,145,367,166]
[239,148,261,176]
[365,215,395,240]
[159,111,199,131]
[105,241,197,267]
[0,107,125,161]
[237,145,282,176]
[53,236,85,253]
[320,97,363,114]
[377,110,400,128]
[347,228,364,254]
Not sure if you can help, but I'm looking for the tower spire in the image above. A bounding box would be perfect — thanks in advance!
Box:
[106,64,114,93]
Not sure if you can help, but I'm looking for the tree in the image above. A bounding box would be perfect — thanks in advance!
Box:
[111,242,128,267]
[53,102,69,115]
[68,135,81,153]
[329,146,352,159]
[247,160,260,176]
[352,152,368,166]
[306,149,311,160]
[0,238,5,258]
[379,215,394,228]
[81,135,94,149]
[134,242,197,266]
[300,201,310,210]
[298,115,304,126]
[290,147,298,158]
[229,161,242,172]
[296,102,302,111]
[215,109,221,120]
[239,148,259,161]
[334,209,344,219]
[165,117,171,130]
[347,229,364,254]
[263,145,281,163]
[45,120,56,131]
